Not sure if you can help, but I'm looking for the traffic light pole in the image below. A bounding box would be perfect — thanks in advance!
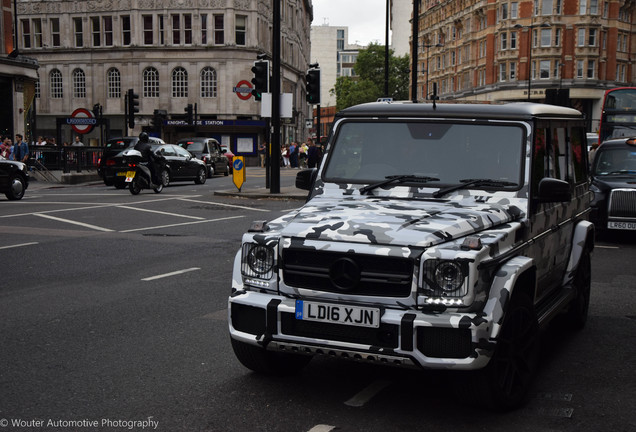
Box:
[270,0,281,194]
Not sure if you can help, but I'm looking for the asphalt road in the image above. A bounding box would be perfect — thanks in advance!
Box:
[0,172,634,432]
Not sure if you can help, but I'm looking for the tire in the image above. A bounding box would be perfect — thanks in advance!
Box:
[5,175,26,200]
[459,291,540,411]
[208,165,215,177]
[159,169,170,187]
[566,249,591,330]
[129,177,141,195]
[230,338,312,375]
[224,163,230,176]
[195,167,207,184]
[153,183,163,193]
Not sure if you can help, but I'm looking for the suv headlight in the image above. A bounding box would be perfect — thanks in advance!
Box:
[421,260,469,306]
[241,243,275,280]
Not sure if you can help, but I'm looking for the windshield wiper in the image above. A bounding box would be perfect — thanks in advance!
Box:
[432,178,518,198]
[359,175,440,195]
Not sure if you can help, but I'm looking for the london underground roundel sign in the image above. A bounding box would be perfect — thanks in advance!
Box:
[234,80,253,101]
[68,108,96,134]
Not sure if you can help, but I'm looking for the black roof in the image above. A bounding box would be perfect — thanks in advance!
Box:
[336,101,584,121]
[598,137,636,149]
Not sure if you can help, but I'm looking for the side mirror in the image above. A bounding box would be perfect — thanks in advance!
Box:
[537,177,571,202]
[296,168,317,191]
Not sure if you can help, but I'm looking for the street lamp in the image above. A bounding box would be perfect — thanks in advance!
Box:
[515,22,550,101]
[424,43,443,100]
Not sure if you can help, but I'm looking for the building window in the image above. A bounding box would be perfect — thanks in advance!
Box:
[104,17,113,46]
[143,15,154,45]
[214,15,224,44]
[73,18,83,47]
[143,67,160,98]
[501,33,508,50]
[51,18,61,47]
[510,62,516,80]
[200,67,217,98]
[576,60,584,78]
[499,63,507,81]
[33,19,42,48]
[235,15,246,46]
[21,20,31,49]
[540,60,550,78]
[50,69,63,98]
[91,17,101,47]
[555,28,561,46]
[577,28,585,46]
[579,0,587,14]
[337,29,345,50]
[184,14,192,44]
[171,67,188,98]
[122,16,131,46]
[201,14,208,44]
[541,28,551,47]
[172,14,181,44]
[511,2,518,18]
[587,60,595,78]
[555,0,562,14]
[541,0,553,15]
[588,28,597,46]
[511,31,517,49]
[617,64,626,82]
[590,0,598,14]
[35,78,40,98]
[73,69,86,98]
[107,68,121,98]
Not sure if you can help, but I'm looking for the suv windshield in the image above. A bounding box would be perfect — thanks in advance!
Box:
[322,121,524,188]
[593,147,636,175]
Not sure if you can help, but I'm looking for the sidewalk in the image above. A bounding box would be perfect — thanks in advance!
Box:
[28,167,308,200]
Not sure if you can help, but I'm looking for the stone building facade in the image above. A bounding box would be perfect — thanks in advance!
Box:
[16,0,313,158]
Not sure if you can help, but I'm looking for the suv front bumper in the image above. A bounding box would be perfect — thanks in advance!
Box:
[228,290,497,371]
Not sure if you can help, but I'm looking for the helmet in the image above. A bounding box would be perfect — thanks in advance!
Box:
[138,132,149,142]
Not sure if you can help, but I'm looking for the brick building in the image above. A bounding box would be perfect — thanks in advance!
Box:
[415,0,635,130]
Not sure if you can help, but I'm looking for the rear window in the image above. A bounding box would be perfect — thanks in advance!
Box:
[106,139,135,149]
[183,142,204,152]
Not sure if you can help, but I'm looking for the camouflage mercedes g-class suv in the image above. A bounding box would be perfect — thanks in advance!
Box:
[228,102,594,410]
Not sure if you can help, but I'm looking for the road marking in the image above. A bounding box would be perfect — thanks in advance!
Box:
[116,205,206,220]
[344,380,392,407]
[178,197,271,212]
[307,426,336,432]
[34,213,114,232]
[142,267,201,281]
[0,242,39,250]
[119,215,245,233]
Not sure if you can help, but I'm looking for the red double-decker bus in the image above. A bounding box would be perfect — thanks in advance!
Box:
[598,87,636,145]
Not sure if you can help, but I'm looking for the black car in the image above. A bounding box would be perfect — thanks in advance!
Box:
[176,137,230,177]
[101,136,165,187]
[0,159,29,200]
[110,144,207,188]
[590,137,636,231]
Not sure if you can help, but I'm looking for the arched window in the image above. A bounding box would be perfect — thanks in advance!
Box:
[50,69,63,98]
[200,67,217,98]
[143,67,159,98]
[72,68,86,98]
[107,68,121,98]
[172,67,188,98]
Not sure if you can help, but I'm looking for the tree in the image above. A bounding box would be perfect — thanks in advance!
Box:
[330,43,410,111]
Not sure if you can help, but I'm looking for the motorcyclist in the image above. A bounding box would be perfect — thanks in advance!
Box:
[133,132,161,185]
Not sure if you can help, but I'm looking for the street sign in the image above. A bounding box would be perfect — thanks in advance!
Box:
[67,108,96,134]
[232,156,245,191]
[234,80,253,100]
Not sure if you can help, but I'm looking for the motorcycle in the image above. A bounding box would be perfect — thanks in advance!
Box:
[120,149,167,195]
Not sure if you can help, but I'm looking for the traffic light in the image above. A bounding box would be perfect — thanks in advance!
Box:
[126,89,139,129]
[251,60,269,101]
[185,104,194,125]
[92,103,102,120]
[306,68,321,105]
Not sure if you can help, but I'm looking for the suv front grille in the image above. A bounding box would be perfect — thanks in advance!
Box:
[608,189,636,217]
[282,248,413,297]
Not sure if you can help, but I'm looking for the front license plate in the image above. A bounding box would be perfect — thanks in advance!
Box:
[295,300,380,328]
[608,221,636,230]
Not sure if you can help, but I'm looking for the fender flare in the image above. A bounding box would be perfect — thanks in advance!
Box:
[483,255,535,340]
[563,220,595,285]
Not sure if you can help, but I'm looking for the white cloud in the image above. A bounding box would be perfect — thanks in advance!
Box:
[311,0,389,46]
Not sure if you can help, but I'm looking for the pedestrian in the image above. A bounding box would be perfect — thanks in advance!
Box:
[289,142,298,168]
[0,137,12,159]
[258,142,267,168]
[307,141,320,168]
[299,141,308,168]
[72,135,84,146]
[281,144,290,167]
[13,134,29,163]
[36,136,47,146]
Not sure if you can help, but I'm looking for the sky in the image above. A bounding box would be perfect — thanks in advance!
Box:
[311,0,389,46]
